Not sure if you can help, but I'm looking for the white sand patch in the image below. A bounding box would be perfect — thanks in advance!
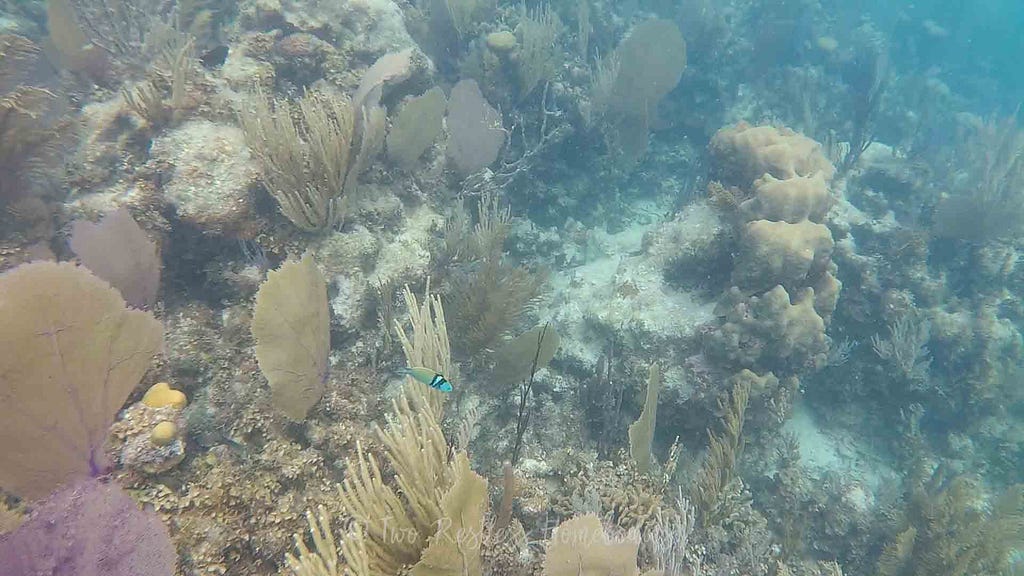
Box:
[784,400,900,511]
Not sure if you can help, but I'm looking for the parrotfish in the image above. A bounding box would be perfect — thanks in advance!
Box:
[398,366,454,392]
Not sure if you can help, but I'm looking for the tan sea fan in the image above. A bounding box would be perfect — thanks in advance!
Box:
[252,252,330,420]
[0,262,163,501]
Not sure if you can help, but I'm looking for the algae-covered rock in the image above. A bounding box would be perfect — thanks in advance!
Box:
[150,120,261,237]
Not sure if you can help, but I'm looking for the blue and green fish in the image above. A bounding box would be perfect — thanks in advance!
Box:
[399,366,453,392]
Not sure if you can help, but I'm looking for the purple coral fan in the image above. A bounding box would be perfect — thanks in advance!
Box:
[70,207,161,309]
[0,478,176,576]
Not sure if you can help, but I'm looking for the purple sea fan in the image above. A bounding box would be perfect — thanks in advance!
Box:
[0,478,176,576]
[70,207,161,309]
[446,79,505,176]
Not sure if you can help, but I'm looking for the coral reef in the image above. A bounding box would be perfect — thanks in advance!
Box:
[3,2,1024,576]
[706,122,839,378]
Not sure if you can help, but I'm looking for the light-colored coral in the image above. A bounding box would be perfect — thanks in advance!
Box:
[142,382,188,409]
[548,205,719,370]
[316,226,382,276]
[221,48,275,90]
[370,204,442,286]
[710,122,836,183]
[313,203,437,332]
[740,172,831,224]
[644,200,728,267]
[270,0,416,56]
[729,369,779,398]
[708,123,839,376]
[733,220,834,292]
[812,269,842,323]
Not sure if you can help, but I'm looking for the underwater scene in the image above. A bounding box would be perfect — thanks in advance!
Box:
[1,0,1023,574]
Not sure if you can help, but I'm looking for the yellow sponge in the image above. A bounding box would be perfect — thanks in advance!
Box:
[150,421,178,446]
[142,382,187,409]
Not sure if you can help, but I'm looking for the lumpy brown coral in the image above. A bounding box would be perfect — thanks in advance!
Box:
[739,172,832,224]
[710,285,830,373]
[710,122,836,184]
[733,220,835,293]
[706,122,839,379]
